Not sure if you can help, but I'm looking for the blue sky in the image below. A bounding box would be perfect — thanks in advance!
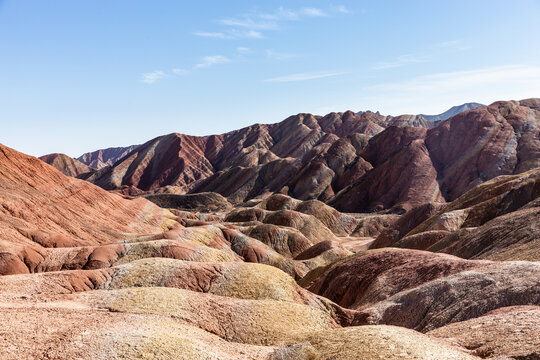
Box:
[1,0,540,157]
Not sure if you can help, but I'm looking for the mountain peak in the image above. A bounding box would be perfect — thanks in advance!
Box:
[420,102,484,122]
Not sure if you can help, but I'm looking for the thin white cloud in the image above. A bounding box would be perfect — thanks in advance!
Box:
[379,65,540,91]
[434,39,471,52]
[373,54,429,70]
[274,6,299,20]
[230,29,263,38]
[264,71,345,83]
[259,7,299,21]
[195,55,230,69]
[172,68,189,75]
[332,5,350,14]
[219,17,279,30]
[237,47,252,54]
[363,64,540,114]
[213,5,347,38]
[435,40,461,48]
[195,29,262,39]
[140,70,166,84]
[194,31,233,39]
[266,49,303,60]
[301,7,327,17]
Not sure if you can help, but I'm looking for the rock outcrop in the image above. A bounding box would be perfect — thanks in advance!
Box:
[144,192,233,213]
[0,143,173,251]
[357,262,540,332]
[428,306,540,359]
[305,249,491,309]
[399,167,540,261]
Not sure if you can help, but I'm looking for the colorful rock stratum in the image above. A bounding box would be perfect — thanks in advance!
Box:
[2,99,540,359]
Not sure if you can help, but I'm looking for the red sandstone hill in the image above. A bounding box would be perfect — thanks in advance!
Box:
[39,153,94,177]
[305,248,540,335]
[368,166,540,261]
[329,99,540,212]
[0,143,174,274]
[83,111,384,198]
[76,99,540,214]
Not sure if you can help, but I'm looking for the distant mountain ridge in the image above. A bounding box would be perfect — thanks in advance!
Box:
[40,99,540,214]
[83,99,540,213]
[70,102,481,171]
[420,102,484,122]
[76,145,140,169]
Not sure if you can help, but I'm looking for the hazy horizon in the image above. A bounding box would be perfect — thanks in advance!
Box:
[1,0,539,157]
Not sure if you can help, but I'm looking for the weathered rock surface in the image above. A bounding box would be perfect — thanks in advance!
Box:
[0,307,275,360]
[409,167,540,236]
[144,192,233,213]
[272,325,478,360]
[306,249,490,309]
[428,306,540,359]
[224,206,340,244]
[239,223,313,258]
[395,230,450,250]
[400,167,540,261]
[254,194,360,236]
[370,202,446,248]
[437,207,540,261]
[0,143,174,276]
[357,262,540,332]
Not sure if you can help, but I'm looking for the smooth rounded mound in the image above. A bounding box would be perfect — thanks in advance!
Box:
[277,325,477,360]
[108,258,300,302]
[80,287,338,345]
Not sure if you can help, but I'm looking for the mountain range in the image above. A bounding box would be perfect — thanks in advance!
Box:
[4,98,539,359]
[41,99,540,213]
[45,103,480,175]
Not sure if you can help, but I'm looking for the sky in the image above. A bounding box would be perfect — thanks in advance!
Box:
[1,0,540,157]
